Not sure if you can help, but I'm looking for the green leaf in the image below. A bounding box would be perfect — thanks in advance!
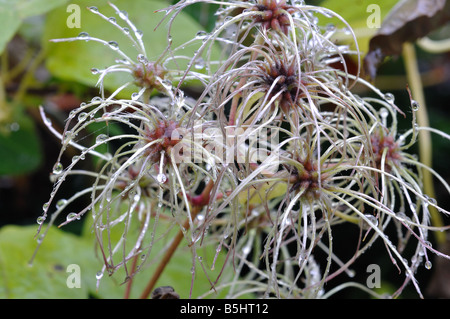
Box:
[319,0,399,54]
[43,0,219,98]
[0,111,42,176]
[0,225,96,298]
[0,219,243,298]
[0,0,68,54]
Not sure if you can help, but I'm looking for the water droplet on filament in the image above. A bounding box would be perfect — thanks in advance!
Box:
[384,92,395,103]
[96,134,108,143]
[66,212,79,222]
[108,41,119,50]
[118,10,128,20]
[78,32,89,40]
[156,173,167,184]
[56,199,68,209]
[135,30,144,39]
[78,112,88,122]
[36,216,46,225]
[52,162,63,175]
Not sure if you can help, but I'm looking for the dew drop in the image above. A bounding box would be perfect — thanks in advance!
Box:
[122,27,130,35]
[428,197,437,205]
[43,116,52,126]
[108,41,119,50]
[364,214,378,227]
[118,10,128,20]
[66,212,78,222]
[195,30,208,39]
[242,245,251,255]
[42,202,50,211]
[131,92,140,100]
[36,234,45,244]
[379,107,389,119]
[156,173,167,184]
[88,6,98,12]
[63,131,74,144]
[77,112,88,122]
[135,30,144,39]
[96,271,103,280]
[36,216,46,225]
[237,170,246,181]
[425,261,432,270]
[91,96,102,103]
[194,57,205,70]
[91,68,100,74]
[137,54,147,63]
[56,199,68,209]
[325,23,336,32]
[384,92,395,103]
[96,134,108,143]
[411,100,420,111]
[52,162,63,175]
[77,32,89,40]
[108,16,116,23]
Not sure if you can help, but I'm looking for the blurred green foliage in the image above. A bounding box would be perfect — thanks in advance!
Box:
[0,216,232,298]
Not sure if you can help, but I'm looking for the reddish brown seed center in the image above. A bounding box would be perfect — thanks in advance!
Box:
[133,61,168,92]
[145,120,181,163]
[370,132,402,171]
[251,0,295,34]
[290,159,325,200]
[260,59,302,111]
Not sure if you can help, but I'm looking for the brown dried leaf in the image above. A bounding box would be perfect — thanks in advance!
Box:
[364,0,450,79]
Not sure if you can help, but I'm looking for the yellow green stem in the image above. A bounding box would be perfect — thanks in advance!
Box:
[402,42,445,244]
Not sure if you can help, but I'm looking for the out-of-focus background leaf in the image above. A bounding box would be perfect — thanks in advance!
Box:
[0,109,42,175]
[319,0,399,55]
[0,0,69,54]
[0,216,235,299]
[0,225,94,298]
[43,0,220,99]
[364,0,450,79]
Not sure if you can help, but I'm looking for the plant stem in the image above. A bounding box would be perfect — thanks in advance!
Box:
[0,74,8,126]
[139,205,201,299]
[124,253,140,299]
[12,48,47,105]
[402,42,445,244]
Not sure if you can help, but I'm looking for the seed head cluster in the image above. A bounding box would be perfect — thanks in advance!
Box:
[35,0,450,299]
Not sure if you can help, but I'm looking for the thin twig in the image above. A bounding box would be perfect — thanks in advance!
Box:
[402,42,445,244]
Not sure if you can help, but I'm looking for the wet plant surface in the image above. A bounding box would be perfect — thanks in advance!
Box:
[1,0,450,300]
